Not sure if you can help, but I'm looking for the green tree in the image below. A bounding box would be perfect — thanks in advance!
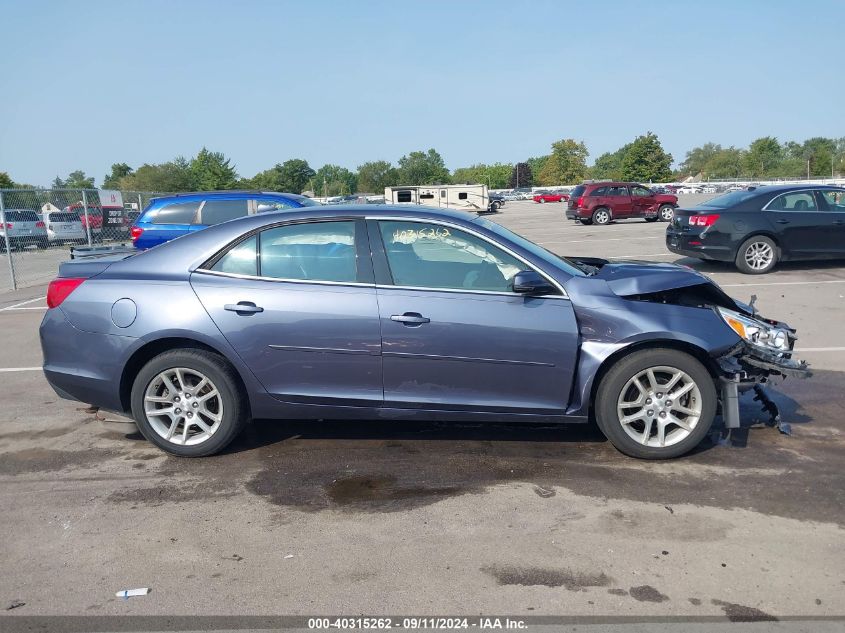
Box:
[743,137,782,177]
[526,155,549,181]
[620,132,673,182]
[590,144,629,181]
[680,143,722,177]
[703,147,745,179]
[802,137,836,177]
[357,160,399,193]
[189,148,238,190]
[119,157,195,192]
[452,163,512,189]
[397,149,451,185]
[0,172,15,188]
[252,159,315,193]
[537,139,588,186]
[313,164,358,196]
[102,163,133,189]
[508,162,533,188]
[53,170,96,189]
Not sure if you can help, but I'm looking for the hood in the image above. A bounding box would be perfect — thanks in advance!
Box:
[655,193,678,203]
[592,260,714,296]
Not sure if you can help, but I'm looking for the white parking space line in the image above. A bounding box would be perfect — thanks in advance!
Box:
[0,367,42,372]
[0,296,46,311]
[0,306,48,312]
[794,347,845,352]
[720,280,845,288]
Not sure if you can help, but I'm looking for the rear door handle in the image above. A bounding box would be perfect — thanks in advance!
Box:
[775,219,790,224]
[390,312,430,325]
[224,302,264,315]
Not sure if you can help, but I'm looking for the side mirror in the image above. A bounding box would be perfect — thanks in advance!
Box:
[512,270,556,295]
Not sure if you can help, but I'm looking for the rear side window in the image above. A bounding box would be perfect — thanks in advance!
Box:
[151,202,200,225]
[767,192,817,211]
[260,221,358,283]
[200,199,249,225]
[570,185,586,198]
[211,236,258,276]
[254,199,295,214]
[396,191,413,203]
[607,186,628,197]
[591,187,608,196]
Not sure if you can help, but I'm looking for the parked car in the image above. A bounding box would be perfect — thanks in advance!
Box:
[130,191,319,249]
[67,205,103,242]
[40,209,86,245]
[513,188,533,200]
[0,209,48,249]
[667,185,845,274]
[533,191,569,203]
[41,205,808,460]
[489,192,505,212]
[566,182,678,225]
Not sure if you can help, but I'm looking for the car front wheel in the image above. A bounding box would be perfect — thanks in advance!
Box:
[595,348,716,459]
[659,204,675,222]
[131,349,248,457]
[735,235,777,274]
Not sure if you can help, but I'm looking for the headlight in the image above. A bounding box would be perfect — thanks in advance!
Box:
[717,307,789,351]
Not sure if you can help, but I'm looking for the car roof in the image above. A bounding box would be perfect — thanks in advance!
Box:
[148,191,313,204]
[744,184,844,193]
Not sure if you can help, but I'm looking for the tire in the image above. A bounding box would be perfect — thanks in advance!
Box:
[130,349,248,457]
[578,218,593,225]
[538,198,546,204]
[735,235,778,274]
[659,204,675,222]
[37,239,49,249]
[644,217,659,222]
[595,348,716,459]
[592,207,611,225]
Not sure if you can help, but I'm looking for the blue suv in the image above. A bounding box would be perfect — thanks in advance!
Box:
[130,191,319,249]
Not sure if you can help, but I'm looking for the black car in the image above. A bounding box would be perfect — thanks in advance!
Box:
[666,185,845,274]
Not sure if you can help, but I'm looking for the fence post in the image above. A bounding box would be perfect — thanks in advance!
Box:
[82,190,92,247]
[137,193,143,215]
[0,191,17,290]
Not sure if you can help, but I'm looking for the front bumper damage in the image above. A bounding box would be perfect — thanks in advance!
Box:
[714,336,811,435]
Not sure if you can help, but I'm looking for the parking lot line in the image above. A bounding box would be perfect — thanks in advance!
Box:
[0,306,47,311]
[794,347,845,352]
[0,367,42,372]
[0,296,46,311]
[720,280,845,287]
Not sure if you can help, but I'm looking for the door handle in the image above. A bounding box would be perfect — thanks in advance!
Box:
[390,312,430,325]
[775,219,790,224]
[224,302,264,315]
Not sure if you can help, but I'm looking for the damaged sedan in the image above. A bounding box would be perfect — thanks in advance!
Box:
[40,205,810,459]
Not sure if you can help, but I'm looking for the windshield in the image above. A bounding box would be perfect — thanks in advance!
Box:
[4,210,40,222]
[48,212,81,222]
[698,190,760,208]
[473,217,586,277]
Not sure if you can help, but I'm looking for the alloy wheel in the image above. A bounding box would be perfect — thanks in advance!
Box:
[660,206,674,221]
[744,241,774,271]
[616,365,702,448]
[143,367,223,446]
[595,210,610,224]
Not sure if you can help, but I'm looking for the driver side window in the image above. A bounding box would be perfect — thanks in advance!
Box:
[379,221,526,292]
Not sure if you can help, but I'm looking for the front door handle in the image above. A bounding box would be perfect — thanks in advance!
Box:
[775,219,790,224]
[224,302,264,315]
[390,312,430,325]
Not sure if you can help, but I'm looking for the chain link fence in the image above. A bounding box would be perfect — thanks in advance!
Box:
[0,188,168,290]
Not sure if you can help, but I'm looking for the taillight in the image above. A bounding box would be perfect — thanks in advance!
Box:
[47,278,85,309]
[575,197,584,207]
[5,223,12,229]
[36,221,45,228]
[688,214,720,227]
[130,226,143,242]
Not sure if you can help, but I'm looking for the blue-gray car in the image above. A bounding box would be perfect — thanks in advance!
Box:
[40,205,810,459]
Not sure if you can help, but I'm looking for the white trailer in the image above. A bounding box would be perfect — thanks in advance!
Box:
[384,184,491,213]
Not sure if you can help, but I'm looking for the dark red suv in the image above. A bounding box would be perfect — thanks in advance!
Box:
[565,182,678,225]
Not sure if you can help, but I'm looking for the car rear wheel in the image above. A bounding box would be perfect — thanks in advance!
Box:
[131,349,248,457]
[644,217,659,222]
[592,208,611,225]
[735,235,777,274]
[659,204,675,222]
[578,218,592,225]
[538,198,545,204]
[595,348,716,459]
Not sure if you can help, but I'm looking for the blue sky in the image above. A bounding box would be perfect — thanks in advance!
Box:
[1,0,842,186]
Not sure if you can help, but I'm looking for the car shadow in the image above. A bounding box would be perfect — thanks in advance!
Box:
[668,256,845,275]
